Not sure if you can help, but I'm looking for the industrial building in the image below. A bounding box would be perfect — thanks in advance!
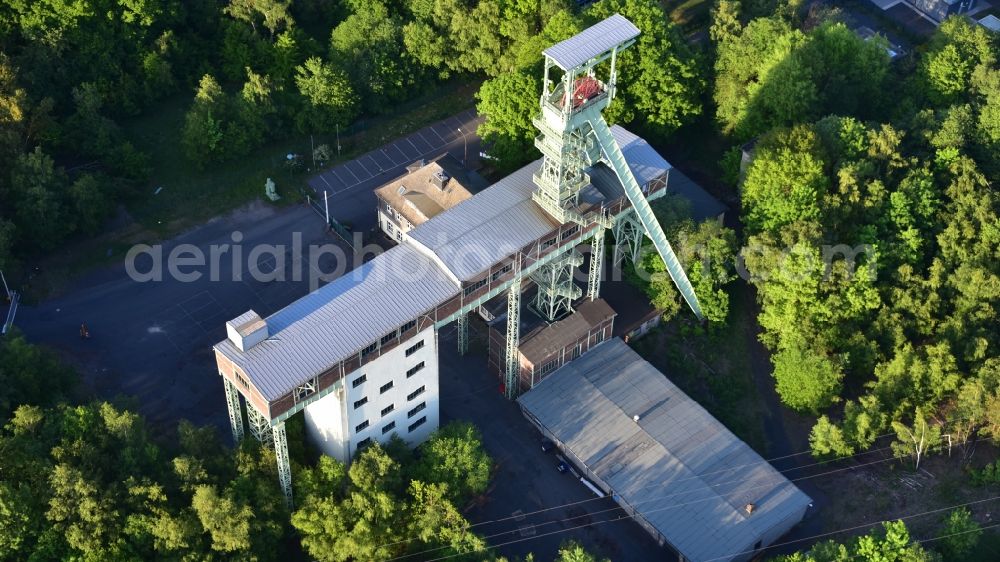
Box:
[214,14,708,506]
[518,338,813,562]
[487,297,616,394]
[375,155,476,242]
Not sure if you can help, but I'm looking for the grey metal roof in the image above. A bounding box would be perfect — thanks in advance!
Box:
[667,168,728,221]
[408,161,560,282]
[518,339,812,562]
[409,125,662,283]
[215,243,459,401]
[543,14,640,71]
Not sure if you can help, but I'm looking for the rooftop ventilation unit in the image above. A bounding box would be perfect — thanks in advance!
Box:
[226,310,268,351]
[430,171,449,189]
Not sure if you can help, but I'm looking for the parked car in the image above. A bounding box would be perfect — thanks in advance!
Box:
[541,438,555,453]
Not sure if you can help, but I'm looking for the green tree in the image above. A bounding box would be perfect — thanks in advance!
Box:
[181,74,228,167]
[475,70,540,171]
[740,126,828,233]
[555,540,609,562]
[294,57,358,133]
[775,521,937,561]
[588,0,704,131]
[938,507,981,559]
[809,415,854,458]
[772,339,843,413]
[412,422,492,505]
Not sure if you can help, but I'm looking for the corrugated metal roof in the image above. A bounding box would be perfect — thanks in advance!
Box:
[518,339,812,562]
[215,243,459,401]
[408,162,560,282]
[409,125,664,283]
[543,14,640,71]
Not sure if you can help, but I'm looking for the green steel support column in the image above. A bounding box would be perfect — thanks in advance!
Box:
[272,421,293,508]
[530,250,583,321]
[504,271,522,399]
[222,376,245,444]
[457,312,468,355]
[247,406,272,443]
[612,209,643,269]
[587,228,605,301]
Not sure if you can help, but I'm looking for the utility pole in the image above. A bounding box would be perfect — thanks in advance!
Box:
[311,134,315,169]
[336,125,341,156]
[324,190,330,228]
[457,127,467,166]
[0,270,9,300]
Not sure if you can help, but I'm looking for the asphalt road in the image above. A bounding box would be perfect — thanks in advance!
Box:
[15,203,342,428]
[307,108,484,235]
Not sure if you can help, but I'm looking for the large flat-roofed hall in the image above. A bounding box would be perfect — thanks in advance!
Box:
[518,338,813,562]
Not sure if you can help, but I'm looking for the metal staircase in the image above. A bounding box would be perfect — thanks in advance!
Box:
[589,119,704,320]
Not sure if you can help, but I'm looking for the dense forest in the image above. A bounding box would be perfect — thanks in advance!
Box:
[2,0,1000,559]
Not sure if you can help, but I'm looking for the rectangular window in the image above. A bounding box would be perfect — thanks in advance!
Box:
[401,320,416,333]
[408,402,426,418]
[361,341,377,357]
[408,416,427,433]
[406,362,425,378]
[385,202,391,212]
[235,372,250,390]
[396,231,402,241]
[539,359,560,376]
[407,386,425,401]
[352,374,367,388]
[354,396,368,409]
[382,421,396,434]
[357,437,372,449]
[380,381,394,394]
[491,263,513,282]
[381,404,395,416]
[561,225,580,239]
[542,237,556,249]
[405,340,425,357]
[355,420,369,432]
[387,222,394,234]
[463,278,487,296]
[380,330,397,346]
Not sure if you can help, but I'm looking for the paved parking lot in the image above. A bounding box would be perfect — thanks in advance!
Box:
[305,110,485,236]
[438,324,673,562]
[308,109,482,197]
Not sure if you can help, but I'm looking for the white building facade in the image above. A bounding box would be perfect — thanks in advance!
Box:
[303,326,440,462]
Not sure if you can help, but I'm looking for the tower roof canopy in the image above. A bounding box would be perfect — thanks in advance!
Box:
[543,14,639,71]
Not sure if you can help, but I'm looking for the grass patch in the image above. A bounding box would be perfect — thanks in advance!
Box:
[123,78,481,238]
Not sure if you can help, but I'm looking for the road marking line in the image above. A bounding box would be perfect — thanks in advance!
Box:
[318,174,333,189]
[341,163,362,183]
[330,167,353,188]
[429,126,447,142]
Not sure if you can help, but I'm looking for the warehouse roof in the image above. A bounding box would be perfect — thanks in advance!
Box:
[544,14,640,71]
[518,339,812,562]
[215,243,459,401]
